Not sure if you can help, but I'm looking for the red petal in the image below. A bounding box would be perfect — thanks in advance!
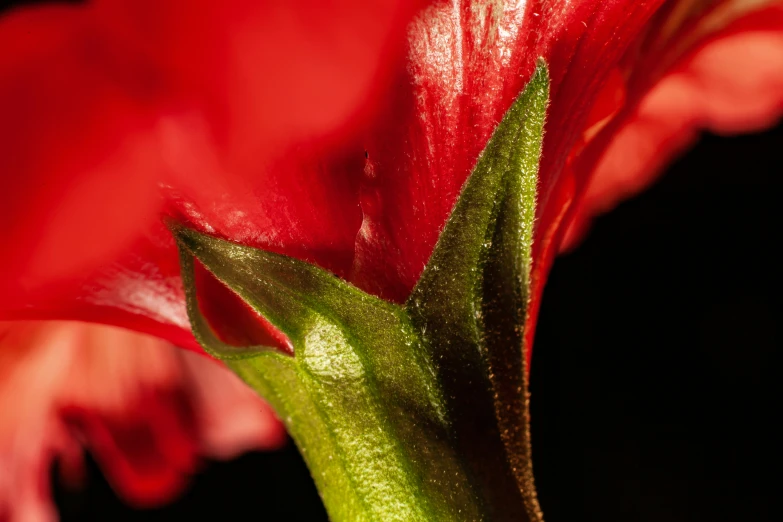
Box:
[0,1,420,342]
[3,0,782,369]
[0,6,165,300]
[563,4,783,247]
[0,320,285,517]
[348,1,783,364]
[91,0,423,278]
[349,1,665,327]
[527,3,783,359]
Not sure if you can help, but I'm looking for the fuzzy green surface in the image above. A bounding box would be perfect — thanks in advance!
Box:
[173,62,549,522]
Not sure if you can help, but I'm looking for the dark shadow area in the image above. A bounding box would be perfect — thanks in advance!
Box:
[531,123,782,521]
[55,440,328,521]
[0,0,80,12]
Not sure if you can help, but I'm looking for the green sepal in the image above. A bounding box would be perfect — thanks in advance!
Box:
[173,228,481,521]
[172,61,549,522]
[407,61,548,520]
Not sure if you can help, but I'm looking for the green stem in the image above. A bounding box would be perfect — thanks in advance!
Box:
[172,62,549,521]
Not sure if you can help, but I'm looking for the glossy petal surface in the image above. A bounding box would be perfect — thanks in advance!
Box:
[351,1,666,360]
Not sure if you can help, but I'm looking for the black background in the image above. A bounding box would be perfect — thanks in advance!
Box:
[2,1,780,520]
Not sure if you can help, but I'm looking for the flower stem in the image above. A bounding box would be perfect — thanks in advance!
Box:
[173,62,549,521]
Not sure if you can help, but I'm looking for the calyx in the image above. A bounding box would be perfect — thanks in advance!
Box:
[173,62,549,522]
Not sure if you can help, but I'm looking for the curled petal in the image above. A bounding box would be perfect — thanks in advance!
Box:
[563,3,783,248]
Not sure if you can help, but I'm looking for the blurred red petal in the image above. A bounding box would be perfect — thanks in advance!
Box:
[0,0,420,336]
[0,320,284,520]
[0,5,165,298]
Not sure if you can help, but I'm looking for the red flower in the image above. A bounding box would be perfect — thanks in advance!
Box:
[0,0,421,351]
[3,1,782,359]
[2,0,783,512]
[0,320,284,522]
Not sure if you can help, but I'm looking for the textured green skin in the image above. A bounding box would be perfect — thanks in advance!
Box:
[173,63,549,522]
